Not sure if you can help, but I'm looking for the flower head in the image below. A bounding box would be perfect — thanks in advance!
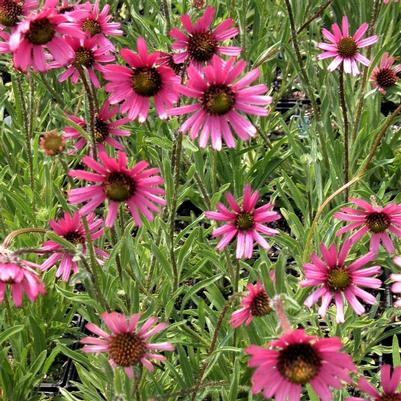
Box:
[318,16,378,76]
[68,151,166,228]
[169,56,271,150]
[57,36,115,88]
[39,212,107,281]
[102,37,181,122]
[40,130,65,156]
[0,247,46,307]
[205,184,280,259]
[334,198,401,254]
[346,364,401,401]
[169,6,240,66]
[0,0,37,27]
[66,0,122,49]
[370,52,401,94]
[9,0,84,72]
[63,100,130,153]
[301,240,381,323]
[246,329,356,401]
[230,281,271,328]
[81,311,174,378]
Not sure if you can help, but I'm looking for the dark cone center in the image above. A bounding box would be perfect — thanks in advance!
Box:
[64,231,85,245]
[187,31,218,62]
[202,84,235,115]
[250,291,271,317]
[25,18,55,45]
[379,394,401,401]
[235,211,254,231]
[74,47,94,67]
[376,68,397,89]
[277,343,321,385]
[132,67,162,97]
[94,118,109,143]
[365,212,391,233]
[337,37,358,58]
[327,266,351,290]
[109,333,146,367]
[0,0,22,27]
[82,18,101,35]
[104,172,136,202]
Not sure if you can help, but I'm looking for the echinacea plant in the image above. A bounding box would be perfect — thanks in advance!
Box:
[318,16,378,75]
[301,240,381,323]
[81,312,174,378]
[246,329,356,401]
[205,184,280,259]
[2,1,401,400]
[68,151,166,227]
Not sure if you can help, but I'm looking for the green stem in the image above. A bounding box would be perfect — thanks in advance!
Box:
[351,0,380,144]
[15,74,35,205]
[2,228,47,248]
[339,66,349,200]
[169,132,183,292]
[190,302,231,401]
[82,216,110,311]
[78,67,97,160]
[161,0,171,34]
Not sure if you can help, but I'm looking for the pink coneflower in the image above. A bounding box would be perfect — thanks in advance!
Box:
[169,5,240,66]
[66,0,122,49]
[9,0,84,72]
[205,184,280,259]
[68,151,166,228]
[346,364,401,401]
[246,329,356,401]
[63,100,130,153]
[0,247,46,307]
[0,0,37,27]
[230,281,272,328]
[57,37,115,88]
[169,55,272,150]
[301,241,381,323]
[39,212,107,282]
[384,0,400,3]
[81,311,174,378]
[334,198,401,254]
[318,16,378,76]
[370,52,401,94]
[102,37,180,122]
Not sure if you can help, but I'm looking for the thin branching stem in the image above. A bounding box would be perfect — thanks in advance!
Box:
[190,301,231,401]
[303,102,401,262]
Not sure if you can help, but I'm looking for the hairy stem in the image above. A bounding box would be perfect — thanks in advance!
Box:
[339,66,350,200]
[190,301,231,401]
[2,228,47,248]
[15,74,35,205]
[82,216,110,311]
[78,67,98,160]
[351,0,380,143]
[169,132,183,292]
